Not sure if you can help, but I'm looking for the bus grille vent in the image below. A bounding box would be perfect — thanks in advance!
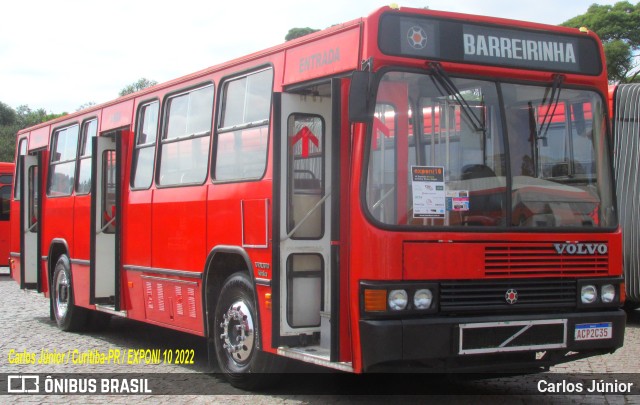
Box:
[440,279,576,313]
[484,243,609,277]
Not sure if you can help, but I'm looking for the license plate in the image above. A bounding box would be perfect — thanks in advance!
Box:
[575,322,612,341]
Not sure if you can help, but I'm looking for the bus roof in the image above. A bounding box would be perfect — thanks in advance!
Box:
[16,5,601,138]
[16,14,365,137]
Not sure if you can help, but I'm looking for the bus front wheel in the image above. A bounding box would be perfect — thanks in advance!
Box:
[213,272,282,390]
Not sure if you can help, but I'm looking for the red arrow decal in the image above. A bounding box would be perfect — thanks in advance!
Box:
[291,126,319,158]
[372,117,391,149]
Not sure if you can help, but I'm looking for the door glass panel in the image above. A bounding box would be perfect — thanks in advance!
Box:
[287,254,323,328]
[28,166,38,232]
[287,114,324,239]
[14,139,27,200]
[102,150,116,234]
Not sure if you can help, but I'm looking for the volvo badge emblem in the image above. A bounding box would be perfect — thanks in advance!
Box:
[505,289,518,304]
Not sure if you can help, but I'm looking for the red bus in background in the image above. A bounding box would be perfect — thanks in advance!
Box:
[0,162,13,267]
[612,83,640,309]
[9,6,625,389]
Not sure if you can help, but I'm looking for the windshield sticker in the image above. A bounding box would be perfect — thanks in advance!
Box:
[411,166,446,218]
[446,190,470,212]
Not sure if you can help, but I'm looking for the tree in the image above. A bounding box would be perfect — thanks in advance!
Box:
[118,78,158,97]
[0,103,20,162]
[15,105,65,128]
[0,102,16,126]
[561,1,640,83]
[285,27,320,41]
[0,103,66,162]
[76,102,96,112]
[0,109,19,162]
[0,126,17,162]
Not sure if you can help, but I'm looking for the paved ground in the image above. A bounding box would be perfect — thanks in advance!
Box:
[0,274,639,404]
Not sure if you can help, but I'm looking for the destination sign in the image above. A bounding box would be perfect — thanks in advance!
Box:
[378,13,602,75]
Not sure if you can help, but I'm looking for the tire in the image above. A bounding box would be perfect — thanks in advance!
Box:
[623,300,640,312]
[51,255,88,331]
[213,272,283,390]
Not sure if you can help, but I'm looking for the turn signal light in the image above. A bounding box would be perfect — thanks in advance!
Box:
[265,293,272,310]
[364,289,387,312]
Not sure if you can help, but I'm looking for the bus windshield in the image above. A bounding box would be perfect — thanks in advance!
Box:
[365,70,616,229]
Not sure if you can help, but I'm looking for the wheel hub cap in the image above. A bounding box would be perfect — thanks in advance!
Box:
[219,301,255,364]
[55,270,69,318]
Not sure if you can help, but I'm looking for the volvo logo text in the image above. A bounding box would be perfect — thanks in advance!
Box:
[553,243,608,255]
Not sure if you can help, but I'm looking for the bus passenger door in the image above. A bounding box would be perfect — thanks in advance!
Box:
[20,153,41,290]
[90,132,121,310]
[277,82,337,359]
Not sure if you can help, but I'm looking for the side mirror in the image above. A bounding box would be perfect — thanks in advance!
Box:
[349,71,373,123]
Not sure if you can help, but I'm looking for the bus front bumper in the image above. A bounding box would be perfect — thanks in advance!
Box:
[359,310,626,372]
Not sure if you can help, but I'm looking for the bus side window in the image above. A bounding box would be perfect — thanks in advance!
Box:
[0,185,10,221]
[214,68,272,182]
[0,175,11,221]
[132,101,159,189]
[48,125,79,197]
[76,119,97,195]
[158,85,213,187]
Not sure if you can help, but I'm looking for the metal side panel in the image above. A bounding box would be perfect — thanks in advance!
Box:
[614,84,640,301]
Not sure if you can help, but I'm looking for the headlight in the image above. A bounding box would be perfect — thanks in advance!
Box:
[414,289,433,310]
[581,285,597,304]
[361,282,439,317]
[601,284,616,303]
[388,289,408,311]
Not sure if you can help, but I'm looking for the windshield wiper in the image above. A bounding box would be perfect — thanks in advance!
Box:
[428,62,485,132]
[537,74,564,139]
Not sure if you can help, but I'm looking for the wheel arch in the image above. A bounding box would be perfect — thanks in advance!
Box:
[202,245,256,338]
[47,239,70,320]
[48,238,71,288]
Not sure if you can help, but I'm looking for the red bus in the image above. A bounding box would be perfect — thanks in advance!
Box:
[0,162,14,268]
[612,83,640,309]
[9,6,625,388]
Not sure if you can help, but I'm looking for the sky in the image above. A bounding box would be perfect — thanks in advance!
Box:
[0,0,622,113]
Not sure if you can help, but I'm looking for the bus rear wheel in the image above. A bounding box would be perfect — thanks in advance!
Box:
[213,272,282,390]
[52,255,87,331]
